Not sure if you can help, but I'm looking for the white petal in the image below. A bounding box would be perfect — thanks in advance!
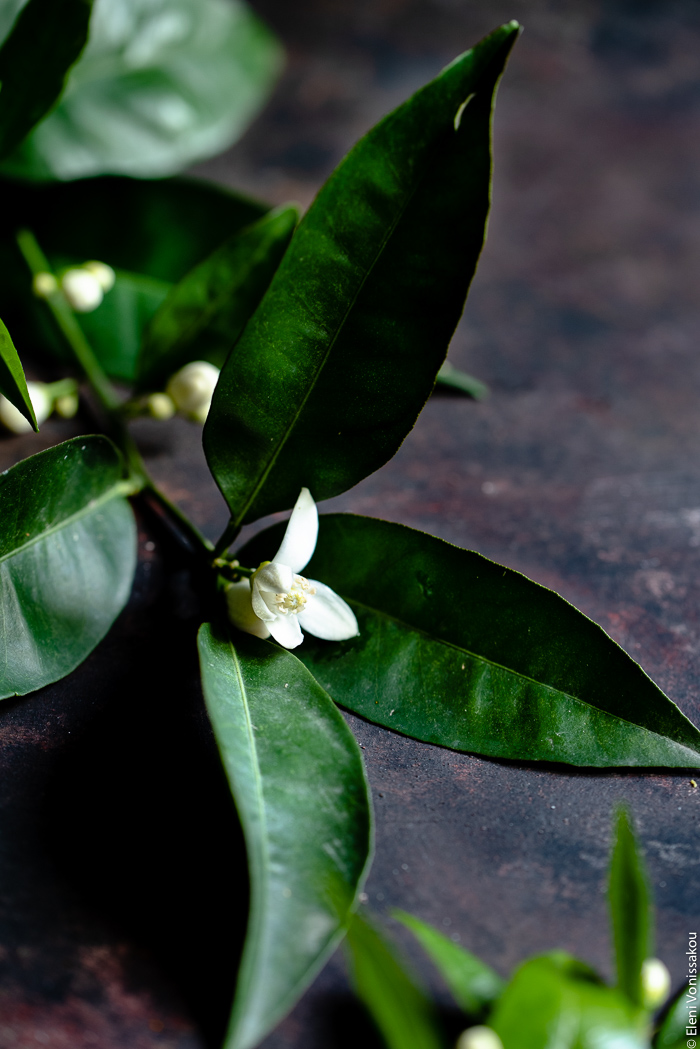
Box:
[225,580,271,640]
[298,581,359,641]
[251,579,277,622]
[272,487,318,573]
[268,613,304,649]
[255,561,293,593]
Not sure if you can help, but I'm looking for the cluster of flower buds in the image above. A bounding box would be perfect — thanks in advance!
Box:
[125,361,220,425]
[0,379,79,434]
[451,957,671,1049]
[33,260,116,313]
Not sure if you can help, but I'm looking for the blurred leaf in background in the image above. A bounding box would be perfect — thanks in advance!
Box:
[0,0,93,160]
[0,0,283,181]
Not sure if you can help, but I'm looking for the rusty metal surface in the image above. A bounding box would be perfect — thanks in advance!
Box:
[1,0,700,1045]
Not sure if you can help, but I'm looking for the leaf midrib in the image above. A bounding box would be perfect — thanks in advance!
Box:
[0,479,132,565]
[227,636,271,1031]
[343,595,698,753]
[231,106,462,527]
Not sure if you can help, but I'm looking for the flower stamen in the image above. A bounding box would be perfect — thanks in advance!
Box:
[274,575,316,615]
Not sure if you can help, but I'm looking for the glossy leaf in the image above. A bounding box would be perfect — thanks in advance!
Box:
[0,436,137,699]
[609,808,651,1007]
[204,23,520,529]
[393,909,504,1017]
[345,911,445,1049]
[0,0,283,181]
[78,269,170,382]
[0,315,36,430]
[138,204,298,391]
[435,360,489,400]
[238,515,700,768]
[0,0,93,160]
[655,985,692,1049]
[489,953,647,1049]
[197,625,372,1049]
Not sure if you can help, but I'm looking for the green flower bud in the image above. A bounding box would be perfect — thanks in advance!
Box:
[32,272,58,298]
[147,393,176,420]
[54,392,80,419]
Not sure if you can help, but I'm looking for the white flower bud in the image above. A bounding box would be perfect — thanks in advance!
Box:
[147,392,176,420]
[456,1028,504,1049]
[0,381,53,434]
[32,272,58,298]
[61,268,104,312]
[83,260,116,292]
[54,392,79,419]
[166,360,220,423]
[642,958,671,1009]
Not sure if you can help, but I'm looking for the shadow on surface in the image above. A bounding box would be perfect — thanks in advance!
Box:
[39,558,248,1047]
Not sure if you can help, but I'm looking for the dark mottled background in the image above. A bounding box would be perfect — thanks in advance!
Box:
[1,1,700,1045]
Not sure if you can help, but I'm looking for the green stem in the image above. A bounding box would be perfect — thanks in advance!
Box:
[17,228,213,560]
[18,230,121,413]
[144,486,214,556]
[213,558,255,578]
[213,518,241,559]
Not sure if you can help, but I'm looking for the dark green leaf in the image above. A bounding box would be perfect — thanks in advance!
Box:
[393,909,504,1017]
[609,808,651,1007]
[0,174,267,282]
[435,360,489,400]
[138,204,298,391]
[0,436,137,699]
[238,515,700,768]
[489,953,647,1049]
[345,911,445,1049]
[197,626,372,1049]
[0,314,36,430]
[78,269,171,382]
[655,984,692,1049]
[0,175,267,377]
[0,0,93,160]
[204,24,519,528]
[0,0,283,181]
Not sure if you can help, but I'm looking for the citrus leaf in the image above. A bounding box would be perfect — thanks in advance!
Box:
[655,984,693,1049]
[0,0,93,160]
[609,808,652,1007]
[138,204,298,391]
[197,626,372,1049]
[345,911,445,1049]
[0,174,266,282]
[0,175,267,379]
[0,315,36,430]
[204,23,519,529]
[435,360,489,400]
[393,909,504,1017]
[78,269,171,382]
[0,436,137,699]
[238,514,700,768]
[489,953,647,1049]
[0,0,283,181]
